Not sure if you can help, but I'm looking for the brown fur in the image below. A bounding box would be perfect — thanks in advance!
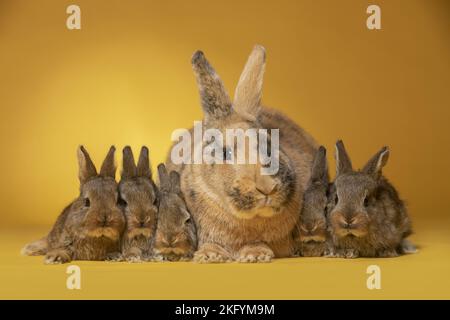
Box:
[117,146,158,262]
[153,164,197,261]
[166,45,317,262]
[326,140,414,258]
[22,146,125,264]
[295,146,330,257]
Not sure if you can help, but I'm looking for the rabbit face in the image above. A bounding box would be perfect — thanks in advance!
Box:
[328,140,391,241]
[119,178,158,239]
[191,47,295,219]
[153,193,196,261]
[205,119,295,218]
[328,173,376,239]
[154,164,196,261]
[299,185,328,243]
[74,146,125,241]
[80,177,125,241]
[119,146,158,239]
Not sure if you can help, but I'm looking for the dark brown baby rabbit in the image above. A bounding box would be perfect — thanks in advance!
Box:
[22,146,126,264]
[327,140,416,258]
[296,146,329,257]
[153,164,197,261]
[117,146,158,262]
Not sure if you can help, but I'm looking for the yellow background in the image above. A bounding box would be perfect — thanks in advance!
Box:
[0,0,449,299]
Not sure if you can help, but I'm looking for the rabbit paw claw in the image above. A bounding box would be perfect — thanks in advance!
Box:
[237,245,274,263]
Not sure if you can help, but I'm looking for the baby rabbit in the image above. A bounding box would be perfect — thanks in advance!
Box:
[296,146,330,257]
[327,140,415,258]
[118,146,158,262]
[153,164,197,261]
[22,146,126,264]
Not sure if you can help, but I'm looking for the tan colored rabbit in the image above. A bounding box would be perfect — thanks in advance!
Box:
[117,146,158,262]
[327,140,416,258]
[21,146,125,264]
[166,45,318,263]
[295,146,330,257]
[153,164,197,261]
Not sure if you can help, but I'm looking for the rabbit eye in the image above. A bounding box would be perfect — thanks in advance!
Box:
[185,218,191,224]
[334,195,339,205]
[84,198,90,207]
[364,197,369,207]
[117,198,127,207]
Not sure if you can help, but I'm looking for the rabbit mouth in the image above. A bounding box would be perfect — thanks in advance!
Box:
[87,227,120,241]
[231,206,281,219]
[127,227,152,239]
[337,229,367,238]
[153,248,191,261]
[301,236,326,244]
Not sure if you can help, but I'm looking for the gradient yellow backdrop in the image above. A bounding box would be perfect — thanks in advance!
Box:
[1,0,449,300]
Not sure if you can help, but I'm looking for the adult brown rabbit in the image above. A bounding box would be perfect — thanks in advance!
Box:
[327,140,416,258]
[295,146,329,257]
[117,146,158,262]
[153,164,197,261]
[166,45,318,263]
[21,146,125,264]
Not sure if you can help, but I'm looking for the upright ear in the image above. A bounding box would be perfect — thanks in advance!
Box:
[99,146,116,179]
[137,146,151,178]
[362,146,389,178]
[233,45,266,121]
[335,140,353,176]
[77,146,97,184]
[157,163,170,192]
[169,171,181,194]
[191,50,232,123]
[310,146,329,185]
[121,146,137,179]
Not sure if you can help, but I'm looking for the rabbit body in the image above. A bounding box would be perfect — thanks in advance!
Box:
[326,141,414,258]
[22,146,125,264]
[167,46,317,262]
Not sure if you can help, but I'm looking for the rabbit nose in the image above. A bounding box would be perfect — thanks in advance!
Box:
[341,217,356,229]
[255,176,278,196]
[139,221,145,227]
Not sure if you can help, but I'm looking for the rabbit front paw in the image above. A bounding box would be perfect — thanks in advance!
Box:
[124,253,144,263]
[325,248,359,259]
[44,249,72,264]
[193,243,232,263]
[122,248,144,263]
[377,248,399,258]
[236,244,274,263]
[105,252,123,262]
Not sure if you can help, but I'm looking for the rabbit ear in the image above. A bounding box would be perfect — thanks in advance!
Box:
[99,146,116,178]
[363,146,389,178]
[335,140,353,176]
[77,146,97,184]
[137,146,151,178]
[169,171,181,194]
[233,45,266,121]
[310,146,329,185]
[191,50,232,122]
[121,146,137,179]
[157,163,170,192]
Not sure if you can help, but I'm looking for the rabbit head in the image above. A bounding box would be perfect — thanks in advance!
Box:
[328,140,390,239]
[153,164,196,261]
[119,146,158,240]
[77,146,125,241]
[299,146,329,243]
[189,45,295,219]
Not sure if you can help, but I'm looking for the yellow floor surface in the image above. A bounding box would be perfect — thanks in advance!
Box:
[1,219,449,300]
